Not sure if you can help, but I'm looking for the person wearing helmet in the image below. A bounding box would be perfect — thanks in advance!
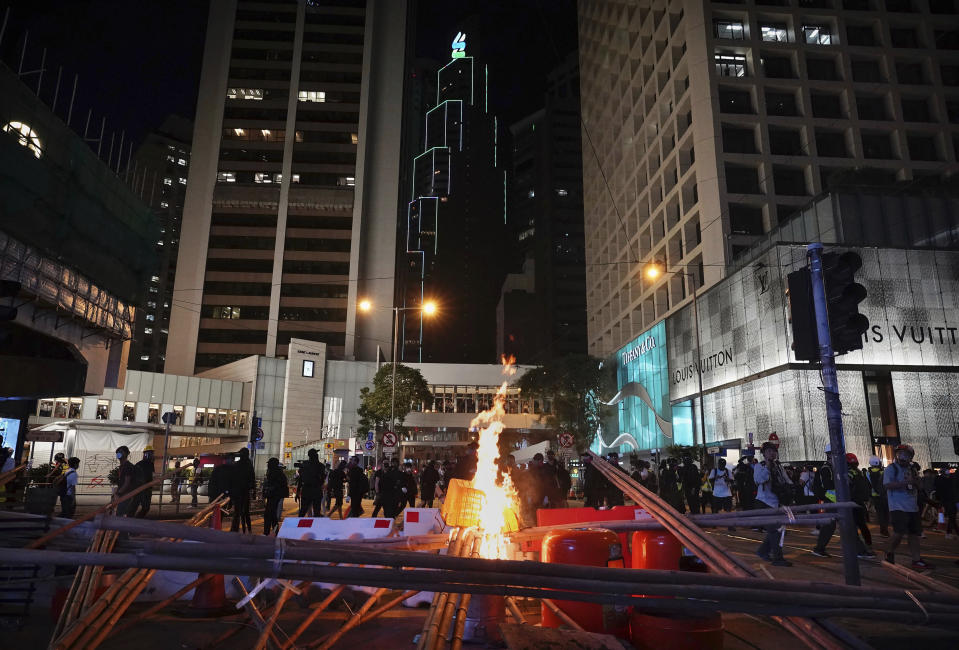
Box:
[133,445,156,518]
[866,456,889,537]
[883,444,933,569]
[811,445,873,559]
[846,454,875,555]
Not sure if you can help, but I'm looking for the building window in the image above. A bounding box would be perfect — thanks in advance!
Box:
[254,172,275,184]
[802,26,832,45]
[217,172,237,183]
[160,201,169,208]
[178,158,187,166]
[527,189,536,198]
[337,176,356,187]
[761,24,788,42]
[298,90,326,102]
[211,306,242,319]
[96,400,109,420]
[195,408,206,426]
[303,360,315,377]
[2,121,42,158]
[351,133,359,144]
[146,314,155,322]
[555,189,568,196]
[140,354,150,361]
[123,402,135,421]
[227,87,263,100]
[144,327,153,334]
[715,53,747,77]
[714,20,745,40]
[163,178,173,186]
[178,177,187,185]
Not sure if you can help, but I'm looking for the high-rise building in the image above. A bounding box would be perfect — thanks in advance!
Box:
[166,0,409,375]
[502,53,587,363]
[128,115,193,373]
[400,31,508,363]
[578,0,959,359]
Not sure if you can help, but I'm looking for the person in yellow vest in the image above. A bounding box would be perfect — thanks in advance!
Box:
[811,444,873,559]
[866,456,889,537]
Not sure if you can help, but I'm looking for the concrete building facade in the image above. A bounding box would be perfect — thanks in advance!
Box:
[166,0,408,374]
[578,0,959,359]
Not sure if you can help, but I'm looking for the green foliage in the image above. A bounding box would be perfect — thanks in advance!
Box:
[358,363,433,433]
[514,354,616,453]
[664,443,695,460]
[107,467,119,485]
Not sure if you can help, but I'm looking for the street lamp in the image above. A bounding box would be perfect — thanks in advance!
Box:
[357,298,438,462]
[642,261,708,464]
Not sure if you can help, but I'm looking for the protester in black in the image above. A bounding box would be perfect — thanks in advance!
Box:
[381,459,404,518]
[581,454,603,507]
[680,455,702,514]
[326,461,346,519]
[115,446,138,517]
[133,447,156,518]
[733,457,756,510]
[419,460,440,507]
[208,459,231,505]
[263,457,288,535]
[347,457,368,518]
[229,448,256,533]
[660,458,685,513]
[371,464,386,516]
[866,456,889,536]
[811,446,872,559]
[297,449,326,517]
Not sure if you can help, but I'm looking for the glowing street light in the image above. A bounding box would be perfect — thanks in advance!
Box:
[358,298,372,313]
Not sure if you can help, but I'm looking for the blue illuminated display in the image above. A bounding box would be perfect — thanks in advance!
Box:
[613,322,693,451]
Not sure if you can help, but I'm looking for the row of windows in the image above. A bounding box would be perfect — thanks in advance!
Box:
[716,52,959,83]
[722,124,946,160]
[221,127,358,145]
[215,171,355,186]
[716,0,956,12]
[716,19,959,50]
[720,87,959,123]
[210,212,352,230]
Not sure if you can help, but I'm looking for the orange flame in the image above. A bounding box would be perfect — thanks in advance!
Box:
[469,355,519,559]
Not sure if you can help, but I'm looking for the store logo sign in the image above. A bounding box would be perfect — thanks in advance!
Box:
[621,336,657,365]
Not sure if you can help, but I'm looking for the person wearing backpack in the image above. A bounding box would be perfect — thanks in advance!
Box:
[884,444,934,569]
[811,445,873,559]
[752,442,792,566]
[262,457,288,535]
[133,446,155,518]
[867,456,889,537]
[347,456,369,518]
[59,457,80,518]
[709,458,734,515]
[115,446,138,517]
[733,457,756,510]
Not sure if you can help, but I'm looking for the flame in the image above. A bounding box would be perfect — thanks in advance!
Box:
[469,355,519,559]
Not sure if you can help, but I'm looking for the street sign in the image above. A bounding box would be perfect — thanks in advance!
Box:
[161,411,176,425]
[26,430,63,443]
[255,441,265,450]
[367,430,375,442]
[254,427,264,442]
[382,431,397,448]
[254,417,262,427]
[558,432,574,448]
[364,440,375,451]
[285,441,292,449]
[768,432,780,447]
[284,452,292,460]
[324,442,334,450]
[707,446,720,455]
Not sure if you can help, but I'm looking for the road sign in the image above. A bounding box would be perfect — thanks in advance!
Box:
[254,427,264,442]
[255,441,265,450]
[285,441,292,449]
[558,432,574,448]
[284,452,292,460]
[707,446,720,455]
[367,430,375,442]
[325,442,334,450]
[768,432,780,447]
[364,440,375,451]
[382,431,397,448]
[161,411,176,425]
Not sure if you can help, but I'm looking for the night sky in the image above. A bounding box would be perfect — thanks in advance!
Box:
[0,0,576,149]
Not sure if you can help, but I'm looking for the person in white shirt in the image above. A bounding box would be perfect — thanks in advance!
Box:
[708,458,733,513]
[61,457,80,518]
[752,442,793,567]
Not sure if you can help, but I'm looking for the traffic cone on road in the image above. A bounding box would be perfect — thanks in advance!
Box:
[189,503,228,615]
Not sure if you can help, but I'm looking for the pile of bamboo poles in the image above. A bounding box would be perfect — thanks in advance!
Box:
[586,452,853,650]
[5,513,958,630]
[49,527,120,643]
[47,495,226,650]
[416,527,478,650]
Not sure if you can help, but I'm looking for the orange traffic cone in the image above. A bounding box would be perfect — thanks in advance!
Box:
[189,503,228,615]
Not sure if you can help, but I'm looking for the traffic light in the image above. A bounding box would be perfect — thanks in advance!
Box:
[0,280,21,321]
[786,268,819,361]
[822,251,869,355]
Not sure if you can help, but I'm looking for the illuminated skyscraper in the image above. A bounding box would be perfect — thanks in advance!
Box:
[401,32,507,363]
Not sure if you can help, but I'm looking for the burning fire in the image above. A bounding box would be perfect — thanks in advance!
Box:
[469,355,520,559]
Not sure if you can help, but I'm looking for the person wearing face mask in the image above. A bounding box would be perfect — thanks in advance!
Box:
[709,458,734,515]
[114,446,137,517]
[884,444,934,569]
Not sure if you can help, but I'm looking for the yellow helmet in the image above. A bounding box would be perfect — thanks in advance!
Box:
[144,445,154,452]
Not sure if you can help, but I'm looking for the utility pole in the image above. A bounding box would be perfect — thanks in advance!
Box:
[807,242,861,586]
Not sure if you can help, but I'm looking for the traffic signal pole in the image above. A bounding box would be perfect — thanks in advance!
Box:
[807,242,861,586]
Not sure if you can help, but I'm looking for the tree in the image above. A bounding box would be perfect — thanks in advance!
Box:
[358,364,433,434]
[514,354,616,453]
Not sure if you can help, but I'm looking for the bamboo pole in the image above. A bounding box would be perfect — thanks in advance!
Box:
[255,584,294,650]
[450,536,482,650]
[310,587,388,650]
[882,560,959,596]
[209,580,312,650]
[27,477,164,549]
[234,578,283,650]
[49,530,104,644]
[504,597,527,624]
[417,528,464,650]
[589,452,844,650]
[542,598,584,631]
[79,530,119,613]
[422,529,472,650]
[0,462,26,487]
[280,584,348,649]
[360,589,418,623]
[113,573,215,633]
